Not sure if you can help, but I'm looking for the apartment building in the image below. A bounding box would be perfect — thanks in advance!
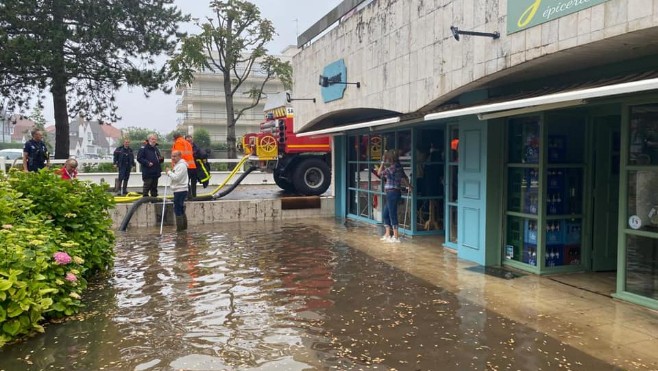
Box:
[176,47,296,142]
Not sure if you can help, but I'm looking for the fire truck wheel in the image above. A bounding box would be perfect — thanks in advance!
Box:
[273,172,296,193]
[293,158,331,196]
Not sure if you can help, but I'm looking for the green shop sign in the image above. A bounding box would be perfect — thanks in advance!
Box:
[507,0,610,34]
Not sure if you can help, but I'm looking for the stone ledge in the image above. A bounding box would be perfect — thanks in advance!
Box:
[110,197,336,230]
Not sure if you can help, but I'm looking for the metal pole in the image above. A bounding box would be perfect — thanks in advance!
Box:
[160,180,168,235]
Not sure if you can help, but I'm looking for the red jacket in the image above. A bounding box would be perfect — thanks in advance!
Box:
[60,166,77,180]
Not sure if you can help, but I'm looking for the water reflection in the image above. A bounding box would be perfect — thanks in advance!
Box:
[0,221,616,370]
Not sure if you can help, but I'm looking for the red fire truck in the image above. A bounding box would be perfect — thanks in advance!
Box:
[238,93,331,196]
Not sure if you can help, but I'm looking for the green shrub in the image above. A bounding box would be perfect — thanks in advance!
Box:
[210,162,229,171]
[0,169,115,346]
[93,162,115,173]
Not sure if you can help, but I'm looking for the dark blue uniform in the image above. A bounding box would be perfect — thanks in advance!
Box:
[23,139,49,172]
[137,143,163,197]
[113,145,135,195]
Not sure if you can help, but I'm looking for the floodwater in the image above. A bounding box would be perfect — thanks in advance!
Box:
[0,220,617,370]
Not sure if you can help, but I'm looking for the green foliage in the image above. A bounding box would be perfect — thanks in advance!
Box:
[210,162,229,171]
[0,169,115,346]
[0,0,188,158]
[193,129,211,150]
[81,162,115,173]
[210,142,229,152]
[123,127,163,144]
[170,0,292,160]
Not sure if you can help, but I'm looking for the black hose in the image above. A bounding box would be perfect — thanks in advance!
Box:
[212,166,258,199]
[118,196,160,231]
[118,166,258,230]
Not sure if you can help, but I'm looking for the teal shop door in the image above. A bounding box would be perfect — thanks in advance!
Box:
[592,116,620,271]
[458,119,488,265]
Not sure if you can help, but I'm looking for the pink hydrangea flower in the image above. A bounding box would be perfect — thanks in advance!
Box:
[53,251,72,265]
[65,272,77,282]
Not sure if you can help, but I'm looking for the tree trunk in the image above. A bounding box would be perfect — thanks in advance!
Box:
[51,1,69,159]
[224,71,237,160]
[51,77,70,159]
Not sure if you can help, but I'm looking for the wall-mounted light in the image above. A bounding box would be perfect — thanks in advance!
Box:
[319,73,360,88]
[450,26,499,41]
[286,92,316,103]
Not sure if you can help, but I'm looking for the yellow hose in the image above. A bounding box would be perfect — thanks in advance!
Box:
[113,154,252,203]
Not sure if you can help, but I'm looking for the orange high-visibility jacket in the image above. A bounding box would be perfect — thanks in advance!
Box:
[172,137,196,169]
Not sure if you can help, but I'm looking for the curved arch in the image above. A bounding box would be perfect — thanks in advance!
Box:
[299,107,400,133]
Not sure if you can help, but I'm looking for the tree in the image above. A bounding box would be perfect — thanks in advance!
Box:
[0,0,187,158]
[123,127,161,144]
[193,128,211,150]
[170,0,292,159]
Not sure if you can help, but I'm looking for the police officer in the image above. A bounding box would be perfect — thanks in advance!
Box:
[113,139,135,195]
[22,129,50,172]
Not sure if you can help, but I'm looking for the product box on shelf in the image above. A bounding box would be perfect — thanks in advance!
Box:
[545,244,564,267]
[548,135,567,163]
[563,244,581,265]
[564,220,582,245]
[523,219,539,244]
[523,243,538,266]
[547,170,565,190]
[545,220,565,245]
[524,192,539,214]
[505,244,517,260]
[546,192,566,215]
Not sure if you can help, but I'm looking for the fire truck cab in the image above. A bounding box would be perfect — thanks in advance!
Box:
[239,93,331,196]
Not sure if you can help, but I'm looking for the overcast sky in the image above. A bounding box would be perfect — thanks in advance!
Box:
[42,0,342,133]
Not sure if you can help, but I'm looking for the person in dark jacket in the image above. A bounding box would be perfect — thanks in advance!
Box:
[113,139,135,195]
[137,134,164,197]
[186,135,211,189]
[22,129,50,172]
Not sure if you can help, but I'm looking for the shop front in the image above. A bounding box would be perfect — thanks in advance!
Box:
[498,98,658,309]
[618,101,658,308]
[343,127,447,237]
[307,78,658,310]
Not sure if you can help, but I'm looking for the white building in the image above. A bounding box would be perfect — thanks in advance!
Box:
[46,116,122,159]
[175,47,296,142]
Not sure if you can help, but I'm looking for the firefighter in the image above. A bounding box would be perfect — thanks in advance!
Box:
[113,139,135,195]
[185,135,211,189]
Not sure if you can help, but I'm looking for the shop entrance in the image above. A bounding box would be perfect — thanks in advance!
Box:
[591,116,621,271]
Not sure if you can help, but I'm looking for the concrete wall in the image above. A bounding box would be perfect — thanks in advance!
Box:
[292,0,658,131]
[111,197,336,230]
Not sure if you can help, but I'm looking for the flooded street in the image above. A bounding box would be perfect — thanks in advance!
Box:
[0,220,621,370]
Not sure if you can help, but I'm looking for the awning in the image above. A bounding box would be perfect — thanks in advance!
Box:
[297,73,658,138]
[297,116,400,137]
[425,76,658,122]
[296,117,400,137]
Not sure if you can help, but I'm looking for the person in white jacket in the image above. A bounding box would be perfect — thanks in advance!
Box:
[166,150,189,231]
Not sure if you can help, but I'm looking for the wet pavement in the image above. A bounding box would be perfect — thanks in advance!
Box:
[0,219,656,370]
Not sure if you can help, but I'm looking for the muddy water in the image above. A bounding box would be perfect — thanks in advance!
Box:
[0,221,615,370]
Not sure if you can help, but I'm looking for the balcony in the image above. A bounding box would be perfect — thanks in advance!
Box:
[177,87,273,107]
[177,110,264,127]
